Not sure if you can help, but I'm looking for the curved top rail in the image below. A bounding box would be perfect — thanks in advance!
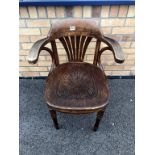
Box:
[47,19,103,39]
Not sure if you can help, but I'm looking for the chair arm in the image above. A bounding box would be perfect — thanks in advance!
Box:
[97,47,111,70]
[28,38,57,67]
[99,36,125,63]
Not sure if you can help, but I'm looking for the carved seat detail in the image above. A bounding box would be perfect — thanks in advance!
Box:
[57,69,97,99]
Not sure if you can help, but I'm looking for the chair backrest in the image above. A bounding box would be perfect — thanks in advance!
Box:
[48,19,103,63]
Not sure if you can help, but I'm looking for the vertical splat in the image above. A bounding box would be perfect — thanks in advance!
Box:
[64,36,73,60]
[79,36,87,60]
[59,35,92,62]
[93,40,101,65]
[59,37,71,61]
[81,37,92,60]
[70,36,76,60]
[76,36,80,60]
[51,40,59,66]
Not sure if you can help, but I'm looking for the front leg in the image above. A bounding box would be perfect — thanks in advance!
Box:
[93,110,105,131]
[49,110,59,129]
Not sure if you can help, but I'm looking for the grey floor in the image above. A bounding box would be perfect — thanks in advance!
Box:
[19,79,135,155]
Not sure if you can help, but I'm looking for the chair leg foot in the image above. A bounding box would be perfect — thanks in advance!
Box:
[93,110,105,131]
[49,110,59,129]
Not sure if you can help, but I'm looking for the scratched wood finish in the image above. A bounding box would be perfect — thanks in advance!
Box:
[28,19,125,131]
[45,62,109,113]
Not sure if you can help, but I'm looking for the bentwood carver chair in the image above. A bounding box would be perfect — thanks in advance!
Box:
[28,19,125,131]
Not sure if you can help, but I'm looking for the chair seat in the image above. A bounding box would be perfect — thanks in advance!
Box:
[44,62,109,113]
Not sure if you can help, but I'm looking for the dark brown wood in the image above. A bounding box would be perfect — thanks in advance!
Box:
[45,62,109,113]
[64,36,73,60]
[93,39,101,65]
[93,110,105,131]
[81,37,92,60]
[79,36,86,60]
[50,40,59,66]
[49,110,59,129]
[97,47,111,70]
[28,19,125,131]
[60,37,72,61]
[98,36,125,63]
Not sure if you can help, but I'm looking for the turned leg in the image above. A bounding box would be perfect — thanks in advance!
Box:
[93,110,105,131]
[49,110,59,129]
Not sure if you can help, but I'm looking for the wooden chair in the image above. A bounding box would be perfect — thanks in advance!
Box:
[28,19,125,131]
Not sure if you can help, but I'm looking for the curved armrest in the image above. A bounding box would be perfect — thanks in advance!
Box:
[28,38,49,63]
[99,36,125,63]
[28,37,58,69]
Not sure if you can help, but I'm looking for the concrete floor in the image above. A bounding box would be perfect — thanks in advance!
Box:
[19,79,135,155]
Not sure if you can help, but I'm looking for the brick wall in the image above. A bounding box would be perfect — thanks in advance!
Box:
[19,5,135,77]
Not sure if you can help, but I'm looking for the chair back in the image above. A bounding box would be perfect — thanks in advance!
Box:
[48,20,103,63]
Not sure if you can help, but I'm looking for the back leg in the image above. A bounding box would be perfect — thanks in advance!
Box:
[49,110,59,129]
[93,110,105,131]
